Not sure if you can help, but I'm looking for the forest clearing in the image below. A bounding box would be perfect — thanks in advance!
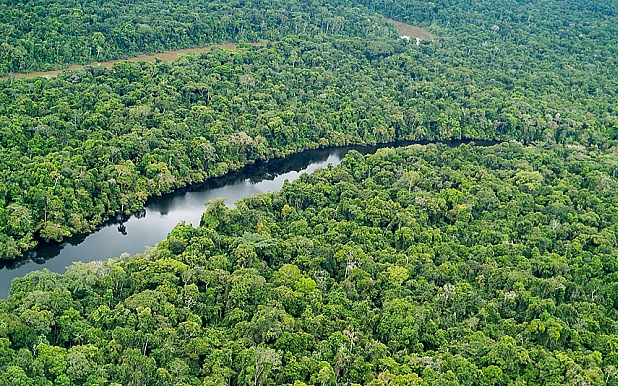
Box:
[0,42,265,80]
[386,18,438,40]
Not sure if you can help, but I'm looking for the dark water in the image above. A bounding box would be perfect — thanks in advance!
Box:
[0,140,493,297]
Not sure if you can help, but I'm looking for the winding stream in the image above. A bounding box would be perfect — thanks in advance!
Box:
[0,140,492,297]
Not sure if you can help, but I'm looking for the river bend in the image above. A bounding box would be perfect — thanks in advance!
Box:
[0,140,491,297]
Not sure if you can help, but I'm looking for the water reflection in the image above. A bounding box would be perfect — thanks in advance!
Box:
[0,140,493,297]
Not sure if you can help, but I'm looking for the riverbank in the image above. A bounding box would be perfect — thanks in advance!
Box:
[0,140,495,297]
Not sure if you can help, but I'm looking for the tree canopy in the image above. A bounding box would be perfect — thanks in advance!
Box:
[1,0,618,383]
[2,143,618,385]
[1,24,617,257]
[0,0,395,74]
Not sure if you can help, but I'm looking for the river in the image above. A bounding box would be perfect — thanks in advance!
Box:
[0,140,492,298]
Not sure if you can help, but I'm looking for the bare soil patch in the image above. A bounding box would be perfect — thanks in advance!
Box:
[2,42,265,81]
[386,18,438,40]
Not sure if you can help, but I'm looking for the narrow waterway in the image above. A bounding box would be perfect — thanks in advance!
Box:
[0,140,493,297]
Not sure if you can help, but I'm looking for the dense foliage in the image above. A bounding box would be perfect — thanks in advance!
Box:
[1,27,617,258]
[2,0,618,384]
[0,0,394,74]
[1,0,617,257]
[2,143,618,385]
[358,0,618,140]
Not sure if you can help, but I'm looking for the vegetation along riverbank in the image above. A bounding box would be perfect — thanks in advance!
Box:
[3,143,618,384]
[0,0,617,384]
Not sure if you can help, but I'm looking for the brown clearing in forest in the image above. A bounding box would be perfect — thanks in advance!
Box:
[386,18,438,40]
[2,21,436,81]
[1,42,265,81]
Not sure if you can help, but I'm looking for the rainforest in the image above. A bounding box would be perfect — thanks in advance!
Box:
[0,0,617,385]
